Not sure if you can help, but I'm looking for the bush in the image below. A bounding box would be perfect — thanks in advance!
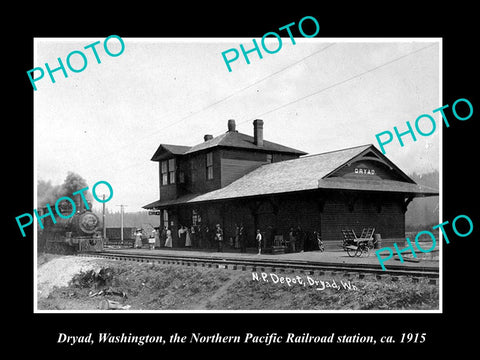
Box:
[70,267,115,289]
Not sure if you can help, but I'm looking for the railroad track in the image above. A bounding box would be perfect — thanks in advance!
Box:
[78,250,439,283]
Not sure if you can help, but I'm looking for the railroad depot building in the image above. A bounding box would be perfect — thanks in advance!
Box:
[144,119,438,250]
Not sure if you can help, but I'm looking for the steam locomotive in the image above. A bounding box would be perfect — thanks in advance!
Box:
[38,197,104,254]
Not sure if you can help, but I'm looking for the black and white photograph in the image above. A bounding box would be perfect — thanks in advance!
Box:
[33,37,441,312]
[11,5,478,355]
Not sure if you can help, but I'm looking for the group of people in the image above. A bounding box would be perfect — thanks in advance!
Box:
[133,223,323,254]
[286,226,323,253]
[133,223,253,252]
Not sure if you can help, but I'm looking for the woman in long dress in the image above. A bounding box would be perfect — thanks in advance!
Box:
[185,227,192,247]
[164,228,173,248]
[178,226,187,246]
[134,229,143,249]
[154,228,160,248]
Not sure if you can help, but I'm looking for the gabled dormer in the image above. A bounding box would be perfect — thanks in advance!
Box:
[322,144,416,183]
[150,144,190,201]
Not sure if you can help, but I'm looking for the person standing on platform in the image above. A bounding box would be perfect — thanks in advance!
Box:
[234,224,240,249]
[288,227,296,253]
[204,225,211,249]
[153,227,160,249]
[190,225,196,248]
[185,226,192,247]
[215,224,223,252]
[134,229,143,249]
[256,229,262,255]
[165,227,173,248]
[314,230,324,252]
[160,226,167,248]
[198,226,203,248]
[239,224,246,253]
[297,226,304,252]
[178,225,187,247]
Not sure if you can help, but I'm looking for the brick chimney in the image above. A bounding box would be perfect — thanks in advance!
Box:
[253,119,264,147]
[204,134,213,142]
[227,119,236,132]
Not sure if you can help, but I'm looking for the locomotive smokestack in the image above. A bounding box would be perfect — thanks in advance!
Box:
[74,193,83,213]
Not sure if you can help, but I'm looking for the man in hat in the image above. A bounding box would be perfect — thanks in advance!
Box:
[215,224,223,252]
[256,229,262,255]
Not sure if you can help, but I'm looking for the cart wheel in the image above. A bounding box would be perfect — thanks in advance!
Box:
[355,247,362,257]
[347,247,356,257]
[361,245,370,257]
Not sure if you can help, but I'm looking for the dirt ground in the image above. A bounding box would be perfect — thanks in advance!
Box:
[37,254,439,311]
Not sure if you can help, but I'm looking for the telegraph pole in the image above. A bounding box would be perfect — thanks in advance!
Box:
[116,204,128,244]
[102,195,106,239]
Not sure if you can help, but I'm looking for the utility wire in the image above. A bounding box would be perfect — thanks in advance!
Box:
[96,44,336,161]
[114,43,438,171]
[230,43,438,130]
[175,43,336,127]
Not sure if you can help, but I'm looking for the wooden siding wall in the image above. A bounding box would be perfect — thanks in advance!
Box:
[162,190,404,249]
[159,150,222,200]
[220,149,300,187]
[159,149,301,201]
[321,193,405,241]
[221,158,267,188]
[184,151,222,194]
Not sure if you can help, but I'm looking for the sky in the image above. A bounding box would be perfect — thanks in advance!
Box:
[34,37,441,213]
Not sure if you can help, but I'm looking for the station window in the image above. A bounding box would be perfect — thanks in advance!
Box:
[161,159,177,185]
[161,161,168,185]
[163,210,169,228]
[266,154,273,163]
[192,209,201,225]
[206,152,214,180]
[168,158,176,184]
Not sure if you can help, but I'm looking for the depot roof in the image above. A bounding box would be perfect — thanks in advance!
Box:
[151,130,307,161]
[143,144,438,209]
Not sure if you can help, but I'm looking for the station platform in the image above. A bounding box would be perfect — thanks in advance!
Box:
[102,246,440,271]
